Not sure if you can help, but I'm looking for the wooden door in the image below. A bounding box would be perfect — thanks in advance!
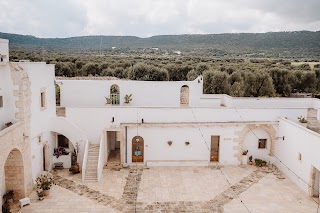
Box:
[210,136,220,162]
[132,136,144,162]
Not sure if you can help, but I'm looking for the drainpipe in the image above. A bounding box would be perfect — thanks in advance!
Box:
[125,126,127,164]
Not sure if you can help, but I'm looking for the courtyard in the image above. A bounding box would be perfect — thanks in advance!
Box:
[18,165,318,213]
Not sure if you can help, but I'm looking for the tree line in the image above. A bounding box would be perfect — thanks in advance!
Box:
[10,50,320,97]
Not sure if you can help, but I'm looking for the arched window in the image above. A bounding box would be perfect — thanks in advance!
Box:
[180,85,189,106]
[110,84,120,105]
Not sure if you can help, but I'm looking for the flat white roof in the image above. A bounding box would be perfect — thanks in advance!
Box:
[0,38,9,43]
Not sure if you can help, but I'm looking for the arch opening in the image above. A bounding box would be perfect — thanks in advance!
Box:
[180,85,189,106]
[4,149,25,201]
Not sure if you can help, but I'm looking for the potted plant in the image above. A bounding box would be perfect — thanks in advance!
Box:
[35,172,55,196]
[124,94,132,105]
[248,155,253,165]
[254,158,267,167]
[2,202,10,213]
[53,147,69,158]
[298,116,308,127]
[3,190,14,204]
[105,96,112,105]
[69,142,80,174]
[36,188,44,201]
[242,150,248,165]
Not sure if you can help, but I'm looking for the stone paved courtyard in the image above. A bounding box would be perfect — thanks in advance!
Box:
[18,165,318,213]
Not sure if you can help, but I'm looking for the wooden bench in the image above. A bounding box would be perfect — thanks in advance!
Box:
[54,162,63,169]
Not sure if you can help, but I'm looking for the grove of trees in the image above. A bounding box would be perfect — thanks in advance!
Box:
[10,50,320,97]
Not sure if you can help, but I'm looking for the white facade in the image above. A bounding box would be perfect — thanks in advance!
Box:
[1,39,320,203]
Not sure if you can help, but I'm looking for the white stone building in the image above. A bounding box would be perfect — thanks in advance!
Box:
[0,39,319,206]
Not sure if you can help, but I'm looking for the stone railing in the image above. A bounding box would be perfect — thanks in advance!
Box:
[97,134,105,182]
[0,121,23,138]
[56,76,119,80]
[81,139,90,182]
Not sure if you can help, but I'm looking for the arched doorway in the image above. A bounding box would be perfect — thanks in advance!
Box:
[180,85,189,106]
[4,149,25,200]
[110,84,120,105]
[132,136,144,163]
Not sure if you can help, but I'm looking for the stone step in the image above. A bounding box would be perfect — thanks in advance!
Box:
[84,178,97,181]
[85,176,97,178]
[85,172,97,174]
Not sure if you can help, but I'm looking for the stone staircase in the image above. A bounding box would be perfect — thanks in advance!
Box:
[84,144,100,182]
[307,108,320,134]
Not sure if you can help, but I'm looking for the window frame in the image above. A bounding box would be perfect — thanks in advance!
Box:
[0,96,3,107]
[258,139,267,149]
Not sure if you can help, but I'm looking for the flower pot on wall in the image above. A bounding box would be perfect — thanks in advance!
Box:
[43,189,50,196]
[242,155,248,165]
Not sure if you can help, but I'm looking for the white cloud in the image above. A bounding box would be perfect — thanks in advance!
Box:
[0,0,319,38]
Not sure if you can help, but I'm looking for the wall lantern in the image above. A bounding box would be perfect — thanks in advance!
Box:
[111,117,115,122]
[185,141,190,146]
[167,141,173,146]
[276,136,285,140]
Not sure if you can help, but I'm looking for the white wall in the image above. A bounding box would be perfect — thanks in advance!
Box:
[0,65,17,129]
[275,118,320,194]
[243,128,272,162]
[65,106,306,144]
[31,132,56,181]
[0,39,9,62]
[126,125,241,165]
[19,62,56,138]
[57,77,203,107]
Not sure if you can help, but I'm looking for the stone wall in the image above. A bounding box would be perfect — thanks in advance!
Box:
[0,63,33,207]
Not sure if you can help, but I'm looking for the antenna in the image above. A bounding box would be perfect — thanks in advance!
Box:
[100,37,102,56]
[42,47,46,61]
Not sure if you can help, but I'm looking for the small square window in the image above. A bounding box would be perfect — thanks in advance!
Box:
[0,96,3,107]
[258,139,267,149]
[40,92,46,108]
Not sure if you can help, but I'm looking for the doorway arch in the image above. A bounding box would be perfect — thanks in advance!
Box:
[132,136,144,163]
[180,85,189,106]
[4,148,25,200]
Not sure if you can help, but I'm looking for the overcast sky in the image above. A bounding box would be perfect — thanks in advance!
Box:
[0,0,319,38]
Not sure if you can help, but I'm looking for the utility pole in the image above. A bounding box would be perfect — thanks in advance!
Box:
[100,37,102,56]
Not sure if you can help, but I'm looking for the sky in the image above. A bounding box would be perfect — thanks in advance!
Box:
[0,0,319,38]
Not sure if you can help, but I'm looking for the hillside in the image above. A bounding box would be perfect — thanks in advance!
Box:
[1,31,320,58]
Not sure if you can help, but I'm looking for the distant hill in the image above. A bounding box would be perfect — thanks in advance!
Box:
[1,31,320,58]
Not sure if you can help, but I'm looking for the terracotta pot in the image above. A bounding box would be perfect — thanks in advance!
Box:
[43,189,50,196]
[73,164,80,173]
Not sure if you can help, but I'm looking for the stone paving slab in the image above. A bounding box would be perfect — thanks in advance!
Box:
[19,185,116,213]
[17,165,319,213]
